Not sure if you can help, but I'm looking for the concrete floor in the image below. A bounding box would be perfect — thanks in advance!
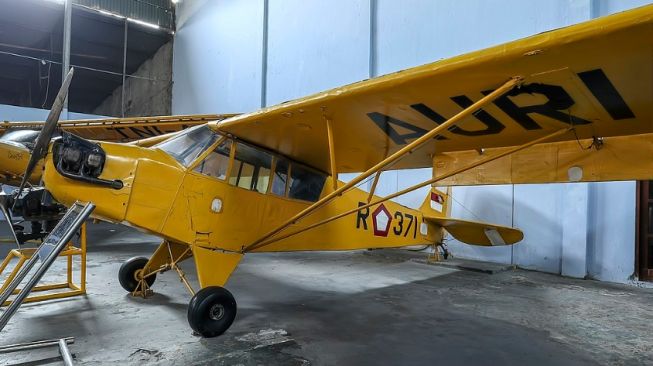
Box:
[1,224,652,365]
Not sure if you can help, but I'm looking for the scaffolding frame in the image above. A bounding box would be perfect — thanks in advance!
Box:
[0,223,87,307]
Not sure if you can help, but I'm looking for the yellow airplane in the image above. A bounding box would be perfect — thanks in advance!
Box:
[5,5,653,337]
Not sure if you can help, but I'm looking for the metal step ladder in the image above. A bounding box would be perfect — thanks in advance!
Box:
[0,201,95,332]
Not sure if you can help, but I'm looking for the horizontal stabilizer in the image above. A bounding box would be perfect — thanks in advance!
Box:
[424,215,523,246]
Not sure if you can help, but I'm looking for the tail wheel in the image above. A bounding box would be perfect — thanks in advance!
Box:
[187,286,237,337]
[118,256,156,292]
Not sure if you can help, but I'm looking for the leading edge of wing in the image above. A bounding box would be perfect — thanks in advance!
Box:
[1,114,237,142]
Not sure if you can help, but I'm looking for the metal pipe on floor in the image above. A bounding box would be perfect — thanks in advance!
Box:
[0,337,74,354]
[59,338,74,366]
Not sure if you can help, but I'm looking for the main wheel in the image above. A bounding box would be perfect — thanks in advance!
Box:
[118,256,156,292]
[187,286,237,337]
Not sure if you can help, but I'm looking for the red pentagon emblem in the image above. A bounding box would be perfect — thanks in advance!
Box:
[372,204,392,237]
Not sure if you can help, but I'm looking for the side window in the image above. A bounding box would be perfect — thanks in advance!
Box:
[271,158,289,196]
[194,139,231,180]
[288,165,326,202]
[228,143,272,193]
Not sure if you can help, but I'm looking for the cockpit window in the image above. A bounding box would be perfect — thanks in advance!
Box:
[288,164,326,202]
[185,133,326,202]
[154,125,218,167]
[271,158,325,202]
[194,139,231,180]
[271,158,289,197]
[228,142,272,193]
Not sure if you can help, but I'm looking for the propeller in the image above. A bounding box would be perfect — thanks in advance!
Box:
[14,68,75,202]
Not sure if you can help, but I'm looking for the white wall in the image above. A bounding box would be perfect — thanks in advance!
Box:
[172,1,264,114]
[587,181,637,282]
[266,0,371,106]
[375,0,589,75]
[593,0,653,16]
[172,0,652,283]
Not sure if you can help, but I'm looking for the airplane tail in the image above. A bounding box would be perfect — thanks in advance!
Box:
[419,186,451,218]
[419,186,523,246]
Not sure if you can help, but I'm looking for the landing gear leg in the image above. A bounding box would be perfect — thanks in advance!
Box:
[187,286,237,337]
[427,242,451,263]
[118,241,193,298]
[118,257,156,296]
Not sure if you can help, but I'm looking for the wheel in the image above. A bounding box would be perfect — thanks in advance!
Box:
[118,256,156,292]
[187,286,237,337]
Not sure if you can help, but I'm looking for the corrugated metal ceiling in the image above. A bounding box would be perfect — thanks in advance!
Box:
[74,0,175,30]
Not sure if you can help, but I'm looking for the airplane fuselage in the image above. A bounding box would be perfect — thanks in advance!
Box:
[42,129,442,257]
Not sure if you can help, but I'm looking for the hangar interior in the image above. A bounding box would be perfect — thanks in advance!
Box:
[1,0,653,365]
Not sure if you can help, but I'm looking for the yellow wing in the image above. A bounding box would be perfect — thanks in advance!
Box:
[0,114,235,143]
[213,5,653,184]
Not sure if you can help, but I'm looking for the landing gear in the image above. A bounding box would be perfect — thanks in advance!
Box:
[187,286,237,337]
[427,242,451,263]
[118,256,156,293]
[117,244,240,337]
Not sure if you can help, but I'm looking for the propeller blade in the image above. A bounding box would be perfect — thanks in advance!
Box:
[14,68,75,198]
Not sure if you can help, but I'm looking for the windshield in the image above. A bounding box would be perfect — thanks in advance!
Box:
[153,125,219,167]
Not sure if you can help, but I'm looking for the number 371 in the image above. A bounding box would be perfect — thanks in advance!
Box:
[393,211,417,238]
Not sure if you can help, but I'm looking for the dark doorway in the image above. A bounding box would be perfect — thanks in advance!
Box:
[637,181,653,281]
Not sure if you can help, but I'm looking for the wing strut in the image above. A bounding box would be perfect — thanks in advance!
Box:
[242,76,523,252]
[325,116,338,190]
[366,171,381,203]
[246,127,570,251]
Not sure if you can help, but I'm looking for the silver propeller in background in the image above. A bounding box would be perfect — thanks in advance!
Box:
[14,68,75,202]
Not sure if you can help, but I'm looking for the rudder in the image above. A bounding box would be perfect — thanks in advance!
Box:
[419,186,451,218]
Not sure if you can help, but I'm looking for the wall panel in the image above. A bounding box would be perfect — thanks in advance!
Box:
[172,1,264,114]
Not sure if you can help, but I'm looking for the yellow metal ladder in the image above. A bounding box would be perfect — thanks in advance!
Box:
[0,224,88,307]
[0,202,95,332]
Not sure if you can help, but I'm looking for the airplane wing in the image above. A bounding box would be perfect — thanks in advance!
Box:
[0,114,235,143]
[214,5,653,184]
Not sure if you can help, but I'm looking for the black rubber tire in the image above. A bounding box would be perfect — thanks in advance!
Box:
[187,286,237,337]
[118,256,156,292]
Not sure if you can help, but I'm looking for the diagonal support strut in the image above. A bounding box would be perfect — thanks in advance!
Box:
[243,76,524,252]
[246,128,570,251]
[325,116,338,191]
